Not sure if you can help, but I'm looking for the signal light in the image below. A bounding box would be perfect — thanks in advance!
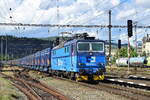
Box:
[127,20,133,37]
[118,39,121,49]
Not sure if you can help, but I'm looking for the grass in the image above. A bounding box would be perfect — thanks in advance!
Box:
[106,65,150,76]
[0,77,26,100]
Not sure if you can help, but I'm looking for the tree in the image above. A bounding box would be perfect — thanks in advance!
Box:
[118,48,128,57]
[111,47,138,64]
[130,47,138,57]
[117,47,138,58]
[141,51,146,56]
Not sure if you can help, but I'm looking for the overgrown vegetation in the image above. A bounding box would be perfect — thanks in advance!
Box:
[111,47,138,64]
[0,35,73,60]
[0,35,53,60]
[0,77,25,100]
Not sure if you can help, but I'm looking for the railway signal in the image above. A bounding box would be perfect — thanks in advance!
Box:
[127,20,133,37]
[118,39,121,49]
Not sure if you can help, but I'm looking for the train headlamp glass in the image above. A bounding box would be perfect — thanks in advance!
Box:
[79,63,85,67]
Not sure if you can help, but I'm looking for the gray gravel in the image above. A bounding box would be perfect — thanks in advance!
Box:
[40,77,129,100]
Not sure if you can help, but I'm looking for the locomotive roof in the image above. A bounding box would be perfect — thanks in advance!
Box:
[52,39,105,50]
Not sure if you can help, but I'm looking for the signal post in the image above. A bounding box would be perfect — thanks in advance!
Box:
[127,20,133,74]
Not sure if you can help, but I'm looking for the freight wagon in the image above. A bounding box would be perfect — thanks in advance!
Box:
[116,57,148,67]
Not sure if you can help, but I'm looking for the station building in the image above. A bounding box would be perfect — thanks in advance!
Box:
[142,34,150,55]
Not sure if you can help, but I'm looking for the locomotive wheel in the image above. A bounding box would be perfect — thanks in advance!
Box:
[69,73,74,80]
[60,74,64,78]
[75,73,79,82]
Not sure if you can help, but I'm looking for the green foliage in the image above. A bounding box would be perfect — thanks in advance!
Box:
[111,47,138,64]
[118,48,128,57]
[0,54,13,61]
[0,77,22,100]
[0,35,53,59]
[117,47,138,58]
[141,51,146,56]
[130,47,138,57]
[111,55,117,64]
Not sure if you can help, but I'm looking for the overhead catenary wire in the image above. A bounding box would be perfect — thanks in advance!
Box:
[66,0,108,24]
[109,0,129,10]
[81,0,129,24]
[0,0,10,21]
[136,14,150,24]
[2,0,9,15]
[0,22,150,29]
[58,0,129,25]
[119,6,150,21]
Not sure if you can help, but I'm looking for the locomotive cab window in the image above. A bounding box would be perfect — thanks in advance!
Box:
[78,43,90,51]
[78,42,104,52]
[91,42,104,52]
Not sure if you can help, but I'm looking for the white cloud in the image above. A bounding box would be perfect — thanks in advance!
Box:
[135,0,150,8]
[116,9,136,20]
[111,0,120,6]
[0,0,149,42]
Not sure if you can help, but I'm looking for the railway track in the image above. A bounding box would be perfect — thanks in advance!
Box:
[105,75,150,90]
[0,72,42,100]
[128,75,150,81]
[51,76,150,100]
[104,78,150,90]
[0,70,71,100]
[105,74,150,81]
[2,66,150,100]
[22,68,150,100]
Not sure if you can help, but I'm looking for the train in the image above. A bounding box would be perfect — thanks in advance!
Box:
[116,56,150,67]
[6,33,106,81]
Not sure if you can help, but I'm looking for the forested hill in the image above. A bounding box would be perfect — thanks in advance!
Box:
[0,36,53,59]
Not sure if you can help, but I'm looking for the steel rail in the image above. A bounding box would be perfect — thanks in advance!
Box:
[0,72,42,100]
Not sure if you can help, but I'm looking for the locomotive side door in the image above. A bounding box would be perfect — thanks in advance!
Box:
[71,44,76,71]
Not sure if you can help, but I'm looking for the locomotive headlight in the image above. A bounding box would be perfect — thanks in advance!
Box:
[79,63,81,65]
[78,63,85,67]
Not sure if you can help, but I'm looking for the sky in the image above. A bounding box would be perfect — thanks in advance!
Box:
[0,0,150,45]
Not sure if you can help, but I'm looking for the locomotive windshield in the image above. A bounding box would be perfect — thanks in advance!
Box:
[78,43,90,51]
[78,42,104,52]
[91,43,103,51]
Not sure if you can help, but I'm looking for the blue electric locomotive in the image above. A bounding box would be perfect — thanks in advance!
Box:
[6,34,106,81]
[51,38,106,81]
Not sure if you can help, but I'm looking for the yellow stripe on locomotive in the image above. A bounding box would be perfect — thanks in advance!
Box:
[76,74,105,81]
